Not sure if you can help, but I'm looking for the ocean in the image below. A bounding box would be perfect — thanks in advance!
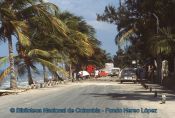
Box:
[0,72,45,89]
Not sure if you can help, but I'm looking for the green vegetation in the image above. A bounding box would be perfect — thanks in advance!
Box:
[98,0,175,86]
[0,0,109,89]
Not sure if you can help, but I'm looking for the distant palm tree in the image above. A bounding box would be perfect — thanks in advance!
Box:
[15,47,66,85]
[59,12,95,77]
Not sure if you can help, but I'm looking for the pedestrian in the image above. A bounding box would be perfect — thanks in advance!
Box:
[149,65,154,83]
[95,69,99,79]
[72,70,77,82]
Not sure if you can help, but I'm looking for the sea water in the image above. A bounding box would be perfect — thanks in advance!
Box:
[0,72,44,89]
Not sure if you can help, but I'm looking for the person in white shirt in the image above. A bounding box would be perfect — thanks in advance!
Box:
[95,70,99,78]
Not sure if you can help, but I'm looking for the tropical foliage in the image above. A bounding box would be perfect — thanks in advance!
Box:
[98,0,175,85]
[0,0,110,89]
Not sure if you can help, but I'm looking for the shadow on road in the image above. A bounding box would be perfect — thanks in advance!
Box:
[83,92,175,101]
[118,83,138,84]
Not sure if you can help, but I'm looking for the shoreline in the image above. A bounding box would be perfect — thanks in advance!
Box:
[0,80,70,97]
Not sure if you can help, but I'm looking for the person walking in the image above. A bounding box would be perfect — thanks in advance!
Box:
[95,69,99,79]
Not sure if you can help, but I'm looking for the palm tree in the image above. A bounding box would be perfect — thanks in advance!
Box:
[0,0,31,89]
[0,0,69,88]
[149,28,175,56]
[149,27,175,83]
[59,12,110,75]
[15,46,67,85]
[59,12,95,75]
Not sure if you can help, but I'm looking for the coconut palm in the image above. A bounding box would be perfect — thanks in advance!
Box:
[15,46,67,85]
[59,12,95,67]
[0,0,68,88]
[0,0,31,89]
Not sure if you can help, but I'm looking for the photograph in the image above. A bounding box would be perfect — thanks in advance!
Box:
[0,0,175,118]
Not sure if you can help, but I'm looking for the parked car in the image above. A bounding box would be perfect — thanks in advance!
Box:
[98,70,108,77]
[110,68,120,77]
[78,71,90,79]
[119,68,137,83]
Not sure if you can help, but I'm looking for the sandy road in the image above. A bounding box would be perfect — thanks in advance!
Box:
[0,79,174,118]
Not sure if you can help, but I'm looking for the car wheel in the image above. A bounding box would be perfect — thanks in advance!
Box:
[120,81,123,84]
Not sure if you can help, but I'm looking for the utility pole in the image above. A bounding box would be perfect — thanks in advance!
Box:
[152,13,162,84]
[119,0,122,7]
[152,13,159,34]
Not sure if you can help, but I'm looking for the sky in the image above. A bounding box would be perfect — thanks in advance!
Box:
[0,0,119,57]
[49,0,119,56]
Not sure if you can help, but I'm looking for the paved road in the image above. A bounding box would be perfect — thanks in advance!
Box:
[0,80,174,118]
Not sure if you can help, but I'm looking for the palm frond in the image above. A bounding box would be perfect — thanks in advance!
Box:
[150,39,172,55]
[40,2,60,15]
[30,65,40,74]
[0,27,6,41]
[28,49,51,58]
[16,63,27,77]
[10,21,31,47]
[0,56,8,67]
[48,50,63,60]
[115,28,135,45]
[0,7,16,19]
[19,2,69,39]
[70,31,94,56]
[35,58,68,76]
[0,66,11,81]
[149,27,175,55]
[47,16,69,38]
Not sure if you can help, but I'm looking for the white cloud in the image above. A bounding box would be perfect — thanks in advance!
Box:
[87,20,116,31]
[42,0,48,3]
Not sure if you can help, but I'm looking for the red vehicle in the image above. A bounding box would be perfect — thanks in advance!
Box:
[86,65,96,76]
[98,70,108,77]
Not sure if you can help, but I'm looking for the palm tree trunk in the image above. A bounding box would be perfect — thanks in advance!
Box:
[52,72,58,81]
[43,65,48,82]
[8,37,17,89]
[52,59,58,81]
[174,56,175,73]
[69,64,72,79]
[27,65,33,85]
[156,56,162,84]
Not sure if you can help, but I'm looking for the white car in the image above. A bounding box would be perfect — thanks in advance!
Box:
[119,68,137,83]
[110,68,120,77]
[78,71,90,79]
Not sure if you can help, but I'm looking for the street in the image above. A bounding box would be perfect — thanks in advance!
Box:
[0,78,175,118]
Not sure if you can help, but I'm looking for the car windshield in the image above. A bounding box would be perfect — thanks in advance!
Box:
[122,69,135,74]
[112,69,119,72]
